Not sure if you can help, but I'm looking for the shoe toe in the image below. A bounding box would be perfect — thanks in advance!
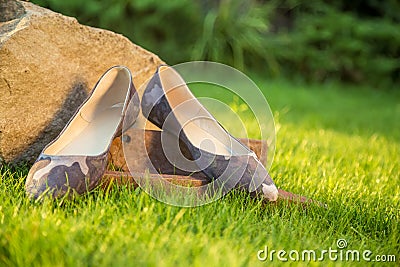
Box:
[25,155,100,199]
[261,183,279,202]
[238,155,279,202]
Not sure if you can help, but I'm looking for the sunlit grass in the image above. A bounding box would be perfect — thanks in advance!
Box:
[0,79,399,266]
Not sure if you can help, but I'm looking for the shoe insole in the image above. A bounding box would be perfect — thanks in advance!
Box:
[55,106,122,156]
[158,66,250,157]
[182,119,249,156]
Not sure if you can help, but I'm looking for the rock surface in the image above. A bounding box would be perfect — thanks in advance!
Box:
[0,0,25,22]
[0,0,163,164]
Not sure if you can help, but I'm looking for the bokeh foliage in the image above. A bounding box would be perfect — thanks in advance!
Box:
[31,0,400,88]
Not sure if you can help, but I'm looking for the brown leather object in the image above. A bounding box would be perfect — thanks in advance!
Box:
[108,128,267,179]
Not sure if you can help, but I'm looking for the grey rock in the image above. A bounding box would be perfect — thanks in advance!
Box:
[0,0,25,22]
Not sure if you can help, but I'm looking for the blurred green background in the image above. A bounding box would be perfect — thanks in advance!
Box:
[31,0,400,89]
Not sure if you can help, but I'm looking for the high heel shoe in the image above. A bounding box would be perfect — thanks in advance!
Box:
[141,65,278,201]
[25,66,139,198]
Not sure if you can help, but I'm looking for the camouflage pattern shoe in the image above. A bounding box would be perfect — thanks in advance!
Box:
[26,66,139,199]
[141,65,278,201]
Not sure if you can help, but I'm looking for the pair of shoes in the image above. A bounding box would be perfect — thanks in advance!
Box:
[25,65,279,201]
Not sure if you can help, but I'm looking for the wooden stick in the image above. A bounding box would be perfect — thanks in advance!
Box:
[101,171,319,206]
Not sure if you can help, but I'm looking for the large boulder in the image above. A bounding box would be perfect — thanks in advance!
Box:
[0,0,163,164]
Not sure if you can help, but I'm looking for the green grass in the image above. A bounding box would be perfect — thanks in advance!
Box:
[1,79,399,266]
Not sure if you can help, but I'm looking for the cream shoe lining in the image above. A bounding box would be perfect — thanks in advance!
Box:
[159,66,251,157]
[44,67,130,156]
